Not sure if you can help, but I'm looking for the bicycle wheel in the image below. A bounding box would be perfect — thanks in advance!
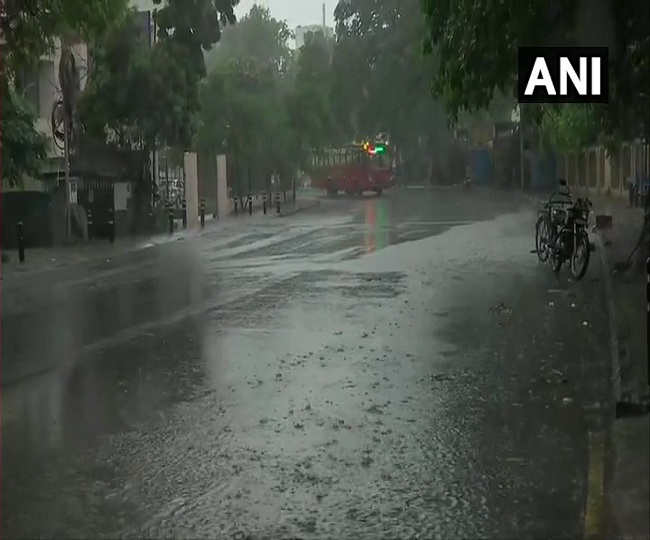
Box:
[570,231,591,280]
[535,215,550,262]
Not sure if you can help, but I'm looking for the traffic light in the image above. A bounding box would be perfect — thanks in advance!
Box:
[363,142,387,155]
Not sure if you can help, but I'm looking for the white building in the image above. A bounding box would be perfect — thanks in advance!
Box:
[7,0,156,191]
[9,40,89,191]
[295,24,334,49]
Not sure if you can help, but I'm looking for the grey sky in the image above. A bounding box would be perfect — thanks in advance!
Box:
[235,0,335,30]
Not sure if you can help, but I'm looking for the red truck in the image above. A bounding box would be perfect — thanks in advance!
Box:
[310,141,394,196]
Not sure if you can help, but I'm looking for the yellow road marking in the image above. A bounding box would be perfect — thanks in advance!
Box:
[584,430,606,539]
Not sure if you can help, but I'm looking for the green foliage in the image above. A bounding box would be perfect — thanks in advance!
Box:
[333,0,451,158]
[421,0,650,143]
[0,0,129,185]
[77,1,236,220]
[196,6,335,193]
[287,31,337,150]
[80,0,238,153]
[154,0,237,78]
[79,11,154,145]
[1,82,48,187]
[206,5,291,74]
[540,104,599,152]
[0,0,130,72]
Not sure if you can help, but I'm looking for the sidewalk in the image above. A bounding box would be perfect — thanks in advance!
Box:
[591,197,649,540]
[1,196,321,280]
[590,197,647,405]
[518,188,649,539]
[519,188,647,398]
[0,229,194,279]
[228,193,319,217]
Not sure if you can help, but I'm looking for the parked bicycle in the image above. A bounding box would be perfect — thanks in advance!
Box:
[535,179,573,264]
[534,180,594,280]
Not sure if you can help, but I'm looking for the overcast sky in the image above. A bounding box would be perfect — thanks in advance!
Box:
[235,0,335,30]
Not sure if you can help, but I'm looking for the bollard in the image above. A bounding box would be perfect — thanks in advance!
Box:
[276,192,281,214]
[108,208,115,244]
[182,197,187,228]
[17,221,25,263]
[248,192,253,215]
[87,209,94,241]
[168,204,174,234]
[234,195,239,215]
[283,190,287,203]
[263,192,267,215]
[200,197,206,228]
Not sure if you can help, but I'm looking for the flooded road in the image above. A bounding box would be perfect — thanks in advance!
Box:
[1,189,612,539]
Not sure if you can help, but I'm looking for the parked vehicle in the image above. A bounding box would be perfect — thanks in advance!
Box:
[310,140,394,196]
[535,180,574,264]
[535,180,594,280]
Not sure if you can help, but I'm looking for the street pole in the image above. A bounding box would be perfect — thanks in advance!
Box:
[165,157,170,203]
[519,105,525,191]
[248,159,252,215]
[63,115,71,240]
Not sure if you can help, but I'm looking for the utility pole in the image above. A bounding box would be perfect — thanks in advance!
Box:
[59,39,77,241]
[165,157,170,203]
[63,111,71,240]
[519,105,525,190]
[248,160,252,196]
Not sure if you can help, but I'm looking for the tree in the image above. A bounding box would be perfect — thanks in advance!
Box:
[1,81,48,186]
[77,0,236,224]
[197,57,296,196]
[0,0,129,72]
[333,0,461,182]
[206,5,292,75]
[287,31,337,152]
[421,0,650,145]
[540,104,599,152]
[154,0,236,77]
[0,0,130,186]
[80,14,199,152]
[197,6,306,196]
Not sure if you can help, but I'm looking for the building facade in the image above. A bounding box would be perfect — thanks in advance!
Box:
[3,3,158,247]
[10,40,89,191]
[295,24,334,49]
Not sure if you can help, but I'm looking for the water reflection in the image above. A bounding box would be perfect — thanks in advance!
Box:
[363,197,390,253]
[2,245,210,453]
[1,244,206,386]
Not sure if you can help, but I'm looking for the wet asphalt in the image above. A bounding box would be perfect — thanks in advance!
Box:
[1,188,613,539]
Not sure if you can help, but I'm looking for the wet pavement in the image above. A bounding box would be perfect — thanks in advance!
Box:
[2,189,613,539]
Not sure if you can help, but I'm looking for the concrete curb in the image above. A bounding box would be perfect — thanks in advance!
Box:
[594,232,623,406]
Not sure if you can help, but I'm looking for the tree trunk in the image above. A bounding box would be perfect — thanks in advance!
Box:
[131,146,152,235]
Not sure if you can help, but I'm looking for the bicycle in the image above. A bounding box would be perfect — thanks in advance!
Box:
[535,179,574,263]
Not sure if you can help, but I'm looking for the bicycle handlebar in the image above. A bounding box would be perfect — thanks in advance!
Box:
[544,194,574,209]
